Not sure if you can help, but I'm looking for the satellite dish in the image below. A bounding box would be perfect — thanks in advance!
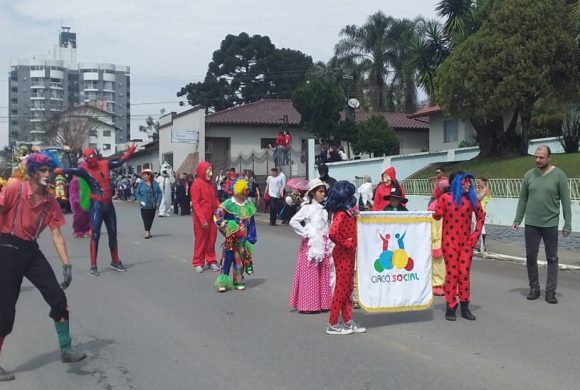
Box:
[348,98,360,109]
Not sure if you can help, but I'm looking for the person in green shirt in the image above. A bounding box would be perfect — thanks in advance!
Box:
[512,145,572,304]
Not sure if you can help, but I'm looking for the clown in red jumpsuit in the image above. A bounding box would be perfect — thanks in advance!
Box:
[372,166,406,211]
[58,145,136,276]
[433,172,485,321]
[190,161,219,272]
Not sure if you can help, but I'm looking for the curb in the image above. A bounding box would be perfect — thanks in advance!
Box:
[475,252,580,272]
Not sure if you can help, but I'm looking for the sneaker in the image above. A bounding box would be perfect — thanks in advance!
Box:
[109,262,127,272]
[344,320,367,333]
[0,366,15,382]
[194,266,204,273]
[245,264,254,275]
[89,267,100,277]
[218,285,227,293]
[209,263,220,272]
[325,323,353,335]
[61,348,87,363]
[234,284,246,290]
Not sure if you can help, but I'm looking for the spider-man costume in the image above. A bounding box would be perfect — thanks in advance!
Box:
[58,145,136,275]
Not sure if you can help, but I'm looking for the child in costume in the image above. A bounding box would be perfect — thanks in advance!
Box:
[325,181,366,335]
[428,178,449,296]
[214,179,258,292]
[382,186,408,211]
[433,172,485,321]
[54,175,66,200]
[69,175,91,238]
[288,179,333,313]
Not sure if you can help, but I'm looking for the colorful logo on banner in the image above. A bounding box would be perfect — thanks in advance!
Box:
[373,231,414,272]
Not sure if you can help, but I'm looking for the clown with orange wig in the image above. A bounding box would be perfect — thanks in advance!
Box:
[213,178,258,292]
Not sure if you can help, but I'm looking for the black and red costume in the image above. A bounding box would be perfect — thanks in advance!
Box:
[433,173,485,320]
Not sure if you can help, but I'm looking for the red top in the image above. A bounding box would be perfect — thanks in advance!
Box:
[283,133,292,147]
[0,181,65,241]
[190,162,219,225]
[329,210,357,253]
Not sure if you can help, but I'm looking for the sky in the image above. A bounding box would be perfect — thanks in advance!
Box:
[0,0,440,148]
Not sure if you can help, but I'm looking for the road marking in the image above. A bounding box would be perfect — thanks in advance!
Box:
[169,254,188,263]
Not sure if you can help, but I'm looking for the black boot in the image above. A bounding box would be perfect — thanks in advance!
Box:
[545,292,558,304]
[445,304,457,321]
[460,301,476,320]
[526,287,541,300]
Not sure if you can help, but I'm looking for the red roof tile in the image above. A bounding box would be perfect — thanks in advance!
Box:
[206,99,428,130]
[407,105,441,118]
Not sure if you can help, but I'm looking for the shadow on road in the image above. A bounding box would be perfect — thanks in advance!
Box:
[245,278,266,288]
[360,309,434,328]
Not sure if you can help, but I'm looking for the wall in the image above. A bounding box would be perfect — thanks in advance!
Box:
[407,195,580,232]
[395,128,429,154]
[325,147,480,183]
[158,108,205,171]
[429,113,477,152]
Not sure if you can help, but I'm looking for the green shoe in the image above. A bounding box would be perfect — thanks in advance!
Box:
[61,348,87,363]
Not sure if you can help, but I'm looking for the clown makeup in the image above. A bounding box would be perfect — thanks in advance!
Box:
[35,166,53,187]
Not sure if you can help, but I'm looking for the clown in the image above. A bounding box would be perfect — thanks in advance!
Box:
[433,172,485,321]
[54,175,66,200]
[56,145,136,276]
[156,162,175,217]
[190,162,219,272]
[213,178,257,292]
[69,172,91,239]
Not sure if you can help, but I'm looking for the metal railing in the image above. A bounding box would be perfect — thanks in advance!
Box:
[400,178,580,199]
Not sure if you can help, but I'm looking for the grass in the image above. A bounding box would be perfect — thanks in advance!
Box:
[409,152,580,179]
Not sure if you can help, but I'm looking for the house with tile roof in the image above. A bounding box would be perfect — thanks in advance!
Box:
[155,99,429,178]
[408,105,477,152]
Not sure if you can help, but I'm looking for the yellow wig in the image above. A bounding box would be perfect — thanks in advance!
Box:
[233,178,249,195]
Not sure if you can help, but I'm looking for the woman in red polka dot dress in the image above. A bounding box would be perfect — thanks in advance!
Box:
[288,179,333,313]
[433,172,485,321]
[325,181,366,335]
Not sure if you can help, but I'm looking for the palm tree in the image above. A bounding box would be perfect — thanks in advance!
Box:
[335,11,397,110]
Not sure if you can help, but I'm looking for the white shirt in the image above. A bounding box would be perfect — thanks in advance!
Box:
[358,182,374,206]
[266,175,285,198]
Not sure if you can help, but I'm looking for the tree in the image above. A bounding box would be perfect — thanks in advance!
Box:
[352,115,399,157]
[42,107,99,150]
[291,78,344,141]
[436,0,580,157]
[177,33,312,112]
[139,116,160,141]
[560,110,580,153]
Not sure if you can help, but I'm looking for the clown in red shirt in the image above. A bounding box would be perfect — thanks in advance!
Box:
[433,172,485,321]
[58,145,136,276]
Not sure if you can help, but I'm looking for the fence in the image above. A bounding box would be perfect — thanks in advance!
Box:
[211,146,307,178]
[400,178,580,199]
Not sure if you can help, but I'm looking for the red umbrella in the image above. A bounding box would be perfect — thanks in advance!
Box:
[285,177,309,192]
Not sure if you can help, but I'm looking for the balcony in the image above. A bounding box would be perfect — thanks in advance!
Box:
[50,82,63,89]
[31,84,47,89]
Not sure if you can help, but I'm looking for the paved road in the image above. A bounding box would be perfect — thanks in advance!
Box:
[3,202,580,390]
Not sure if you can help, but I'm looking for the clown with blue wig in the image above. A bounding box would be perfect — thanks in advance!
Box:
[213,178,258,292]
[433,172,485,322]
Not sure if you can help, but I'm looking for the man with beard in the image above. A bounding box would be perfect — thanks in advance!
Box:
[0,152,86,382]
[512,145,572,304]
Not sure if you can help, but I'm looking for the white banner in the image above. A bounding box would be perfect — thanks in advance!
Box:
[356,211,433,313]
[171,129,199,144]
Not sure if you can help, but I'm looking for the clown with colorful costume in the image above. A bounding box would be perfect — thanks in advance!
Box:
[433,172,485,321]
[213,179,257,292]
[56,145,137,276]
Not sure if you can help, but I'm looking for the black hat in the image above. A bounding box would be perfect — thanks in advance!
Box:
[386,186,408,203]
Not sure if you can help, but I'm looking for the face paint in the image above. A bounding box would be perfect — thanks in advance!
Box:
[39,177,49,187]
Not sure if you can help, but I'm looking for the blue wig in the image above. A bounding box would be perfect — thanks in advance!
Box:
[26,151,61,176]
[450,171,477,208]
[325,180,356,216]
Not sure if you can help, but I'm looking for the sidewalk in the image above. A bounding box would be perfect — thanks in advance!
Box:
[255,213,580,271]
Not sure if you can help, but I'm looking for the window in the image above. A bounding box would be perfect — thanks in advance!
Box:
[103,130,112,137]
[143,163,150,169]
[205,141,213,154]
[260,138,276,149]
[103,144,111,150]
[89,130,98,137]
[443,120,458,143]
